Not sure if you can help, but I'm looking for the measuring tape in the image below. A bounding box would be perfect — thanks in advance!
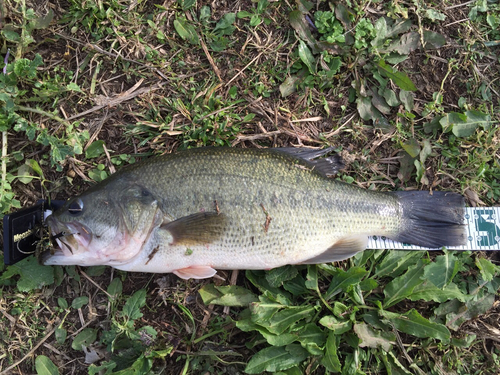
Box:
[368,207,500,251]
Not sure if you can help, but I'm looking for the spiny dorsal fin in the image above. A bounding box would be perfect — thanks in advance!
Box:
[273,147,344,177]
[161,212,226,245]
[300,235,368,264]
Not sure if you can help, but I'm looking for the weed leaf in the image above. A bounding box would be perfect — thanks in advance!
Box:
[296,323,327,355]
[408,281,468,303]
[374,251,423,278]
[35,355,60,375]
[107,278,122,301]
[199,284,258,306]
[1,256,54,291]
[476,258,500,282]
[439,110,491,137]
[423,31,446,49]
[423,253,460,288]
[289,10,318,53]
[72,328,97,350]
[266,306,315,335]
[325,266,367,299]
[378,60,417,91]
[383,260,425,307]
[298,40,316,74]
[174,18,199,45]
[72,296,89,309]
[319,316,352,334]
[122,289,147,320]
[439,293,496,331]
[381,309,451,343]
[321,331,341,372]
[85,140,105,159]
[265,266,298,288]
[244,344,309,374]
[354,322,395,351]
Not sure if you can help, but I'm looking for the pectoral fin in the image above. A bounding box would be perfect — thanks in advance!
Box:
[300,235,368,264]
[173,266,217,279]
[161,212,226,246]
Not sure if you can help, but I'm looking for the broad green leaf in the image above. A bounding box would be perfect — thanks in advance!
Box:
[244,344,309,374]
[374,250,423,278]
[236,317,296,346]
[283,275,308,296]
[305,265,318,290]
[378,60,417,91]
[58,298,68,310]
[2,30,21,42]
[425,9,446,21]
[371,87,392,114]
[298,40,315,74]
[55,327,67,345]
[72,328,97,350]
[27,159,44,179]
[381,309,450,343]
[178,0,196,11]
[354,323,395,351]
[17,164,33,184]
[440,110,491,137]
[321,331,341,372]
[199,284,258,306]
[35,355,59,375]
[122,289,147,320]
[476,258,500,282]
[85,140,105,159]
[319,316,352,334]
[382,87,399,107]
[401,137,420,158]
[408,280,468,303]
[419,139,432,164]
[72,296,89,309]
[440,293,495,331]
[423,252,460,288]
[0,256,54,291]
[107,278,122,301]
[423,30,446,49]
[296,323,327,355]
[383,260,426,308]
[266,306,315,335]
[399,90,414,112]
[31,10,54,29]
[289,10,318,53]
[266,266,298,288]
[356,96,390,128]
[213,13,236,36]
[173,18,199,45]
[279,75,300,97]
[383,32,420,55]
[325,266,367,299]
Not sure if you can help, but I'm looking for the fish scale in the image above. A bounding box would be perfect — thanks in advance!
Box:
[44,147,465,279]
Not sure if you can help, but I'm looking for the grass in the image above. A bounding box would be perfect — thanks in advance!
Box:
[1,0,500,373]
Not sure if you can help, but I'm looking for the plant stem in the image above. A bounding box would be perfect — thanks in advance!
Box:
[1,130,7,190]
[16,105,70,127]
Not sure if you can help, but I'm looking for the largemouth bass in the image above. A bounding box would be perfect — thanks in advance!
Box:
[44,147,466,279]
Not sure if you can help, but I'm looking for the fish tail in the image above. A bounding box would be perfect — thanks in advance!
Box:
[392,191,466,248]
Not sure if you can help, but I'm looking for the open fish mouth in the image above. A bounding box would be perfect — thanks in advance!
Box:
[43,216,93,260]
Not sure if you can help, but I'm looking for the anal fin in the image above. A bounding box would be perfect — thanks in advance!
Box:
[300,235,368,264]
[173,265,218,280]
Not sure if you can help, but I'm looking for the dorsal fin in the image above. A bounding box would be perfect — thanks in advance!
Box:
[161,212,227,246]
[300,235,368,264]
[273,147,344,177]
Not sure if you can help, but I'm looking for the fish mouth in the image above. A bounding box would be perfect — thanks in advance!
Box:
[43,216,94,265]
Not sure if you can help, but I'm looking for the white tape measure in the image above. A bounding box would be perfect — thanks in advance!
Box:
[368,207,500,251]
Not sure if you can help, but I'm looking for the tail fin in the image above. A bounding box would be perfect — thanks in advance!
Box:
[392,191,466,248]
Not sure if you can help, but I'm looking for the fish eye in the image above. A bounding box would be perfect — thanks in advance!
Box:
[141,189,150,197]
[68,199,84,215]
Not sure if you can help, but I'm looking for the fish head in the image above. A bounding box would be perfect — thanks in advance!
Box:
[44,178,162,267]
